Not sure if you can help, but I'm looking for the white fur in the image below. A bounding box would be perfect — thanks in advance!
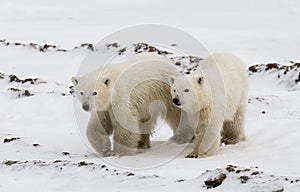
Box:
[72,69,113,156]
[169,53,248,158]
[73,53,189,156]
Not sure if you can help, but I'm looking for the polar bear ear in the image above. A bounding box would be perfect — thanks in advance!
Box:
[72,76,79,85]
[197,76,204,85]
[168,76,175,85]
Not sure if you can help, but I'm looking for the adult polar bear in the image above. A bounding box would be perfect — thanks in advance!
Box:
[72,53,192,156]
[168,53,248,158]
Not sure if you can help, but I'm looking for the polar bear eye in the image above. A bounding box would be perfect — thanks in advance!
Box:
[184,88,190,92]
[80,91,84,95]
[92,91,97,96]
[173,89,176,92]
[103,79,110,86]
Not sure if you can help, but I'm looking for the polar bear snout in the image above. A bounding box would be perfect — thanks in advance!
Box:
[172,98,181,106]
[82,104,90,111]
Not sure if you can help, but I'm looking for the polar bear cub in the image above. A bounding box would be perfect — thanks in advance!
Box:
[72,53,188,156]
[72,68,113,156]
[168,53,248,158]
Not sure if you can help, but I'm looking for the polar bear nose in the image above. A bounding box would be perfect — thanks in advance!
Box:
[82,104,90,111]
[172,98,181,106]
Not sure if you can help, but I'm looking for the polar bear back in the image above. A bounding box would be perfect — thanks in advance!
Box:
[101,53,180,129]
[101,53,176,78]
[102,53,179,94]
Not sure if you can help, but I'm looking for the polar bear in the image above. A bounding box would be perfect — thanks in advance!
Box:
[72,53,190,156]
[168,53,248,158]
[72,70,113,156]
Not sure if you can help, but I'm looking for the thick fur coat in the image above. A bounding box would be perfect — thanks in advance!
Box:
[169,53,248,158]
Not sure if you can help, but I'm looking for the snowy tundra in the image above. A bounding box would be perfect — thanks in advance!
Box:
[1,0,300,192]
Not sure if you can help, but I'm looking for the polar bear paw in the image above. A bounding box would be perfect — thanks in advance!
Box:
[101,150,115,157]
[221,136,246,145]
[111,145,140,157]
[185,152,208,158]
[169,132,194,144]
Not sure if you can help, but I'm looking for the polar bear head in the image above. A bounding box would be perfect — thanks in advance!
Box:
[72,69,112,112]
[168,73,211,112]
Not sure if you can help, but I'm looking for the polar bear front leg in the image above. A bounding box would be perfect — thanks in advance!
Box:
[169,122,195,144]
[86,111,112,156]
[112,123,142,156]
[169,111,195,144]
[186,120,222,158]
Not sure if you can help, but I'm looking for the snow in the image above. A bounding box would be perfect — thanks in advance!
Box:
[1,0,300,191]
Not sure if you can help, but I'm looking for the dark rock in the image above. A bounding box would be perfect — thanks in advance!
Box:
[56,49,67,52]
[8,88,34,98]
[295,72,300,83]
[127,173,135,176]
[204,173,227,189]
[251,171,260,175]
[62,152,70,156]
[273,188,284,192]
[3,160,18,166]
[105,42,120,49]
[14,42,23,46]
[175,61,181,66]
[78,161,93,167]
[79,43,94,51]
[69,85,74,95]
[9,74,21,83]
[240,176,250,184]
[0,72,4,79]
[265,63,279,71]
[3,137,20,143]
[248,65,259,72]
[118,47,126,55]
[226,165,237,172]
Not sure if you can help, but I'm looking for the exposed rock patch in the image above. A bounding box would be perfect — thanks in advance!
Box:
[3,137,20,143]
[249,62,300,89]
[8,88,34,98]
[194,165,300,191]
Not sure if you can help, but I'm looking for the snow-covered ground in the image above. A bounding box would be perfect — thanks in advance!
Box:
[1,0,300,191]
